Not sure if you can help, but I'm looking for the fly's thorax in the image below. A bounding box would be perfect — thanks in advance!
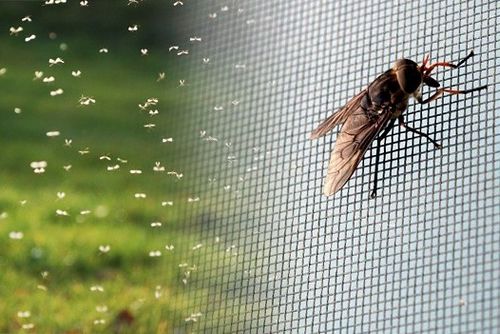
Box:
[393,59,423,94]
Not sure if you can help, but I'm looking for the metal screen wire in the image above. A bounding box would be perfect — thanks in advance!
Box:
[179,0,499,332]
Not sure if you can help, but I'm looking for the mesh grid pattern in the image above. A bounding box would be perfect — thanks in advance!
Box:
[179,0,499,332]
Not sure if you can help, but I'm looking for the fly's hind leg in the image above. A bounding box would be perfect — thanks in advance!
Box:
[370,118,396,199]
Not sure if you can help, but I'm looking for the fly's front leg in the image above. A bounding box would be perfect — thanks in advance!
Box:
[409,85,488,147]
[370,118,396,199]
[416,85,488,104]
[398,115,442,149]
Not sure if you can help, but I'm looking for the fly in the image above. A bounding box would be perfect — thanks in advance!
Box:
[310,51,487,198]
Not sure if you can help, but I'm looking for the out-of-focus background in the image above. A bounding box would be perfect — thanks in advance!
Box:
[0,1,216,332]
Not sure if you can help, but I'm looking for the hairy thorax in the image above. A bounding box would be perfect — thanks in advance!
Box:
[362,69,410,119]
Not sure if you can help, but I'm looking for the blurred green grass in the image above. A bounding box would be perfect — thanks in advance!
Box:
[0,35,208,333]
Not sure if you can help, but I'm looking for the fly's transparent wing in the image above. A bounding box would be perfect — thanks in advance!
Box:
[323,106,392,196]
[309,89,366,140]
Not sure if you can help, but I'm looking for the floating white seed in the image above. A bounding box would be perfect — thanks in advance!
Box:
[165,245,174,251]
[80,210,91,215]
[128,24,139,32]
[63,165,72,171]
[14,107,21,114]
[177,50,189,56]
[93,319,106,325]
[149,250,161,257]
[189,36,202,42]
[134,193,146,198]
[9,26,23,35]
[202,58,210,64]
[48,57,64,66]
[50,88,64,96]
[155,286,162,299]
[140,48,148,56]
[9,231,24,240]
[0,68,7,76]
[78,148,90,155]
[79,96,95,105]
[99,48,108,53]
[90,285,104,292]
[43,76,55,83]
[30,161,47,169]
[129,169,142,174]
[25,34,36,42]
[150,222,162,227]
[80,0,88,6]
[161,201,173,206]
[22,324,35,330]
[98,245,110,253]
[71,70,81,77]
[187,197,199,203]
[56,192,65,199]
[192,244,203,250]
[162,138,173,143]
[96,305,108,313]
[45,0,68,4]
[46,130,60,137]
[173,1,183,6]
[168,46,179,52]
[22,16,32,22]
[56,209,69,216]
[167,171,183,179]
[17,311,31,318]
[153,162,165,172]
[157,72,165,81]
[33,71,43,80]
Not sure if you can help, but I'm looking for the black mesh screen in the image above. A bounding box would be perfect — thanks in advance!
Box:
[178,0,499,332]
[0,0,497,332]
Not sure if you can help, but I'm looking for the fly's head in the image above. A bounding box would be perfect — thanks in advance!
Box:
[393,59,423,95]
[393,56,441,99]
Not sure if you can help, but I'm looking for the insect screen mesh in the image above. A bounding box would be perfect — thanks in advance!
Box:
[178,0,499,333]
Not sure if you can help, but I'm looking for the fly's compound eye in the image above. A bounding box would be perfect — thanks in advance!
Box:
[396,66,422,94]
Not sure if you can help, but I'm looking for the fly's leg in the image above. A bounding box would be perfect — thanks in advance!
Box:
[408,85,487,147]
[370,118,396,199]
[416,85,488,104]
[424,50,475,75]
[398,115,442,149]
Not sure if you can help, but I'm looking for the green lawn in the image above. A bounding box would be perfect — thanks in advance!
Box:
[0,35,213,333]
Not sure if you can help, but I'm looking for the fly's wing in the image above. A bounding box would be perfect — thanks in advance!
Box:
[323,106,392,196]
[309,89,366,140]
